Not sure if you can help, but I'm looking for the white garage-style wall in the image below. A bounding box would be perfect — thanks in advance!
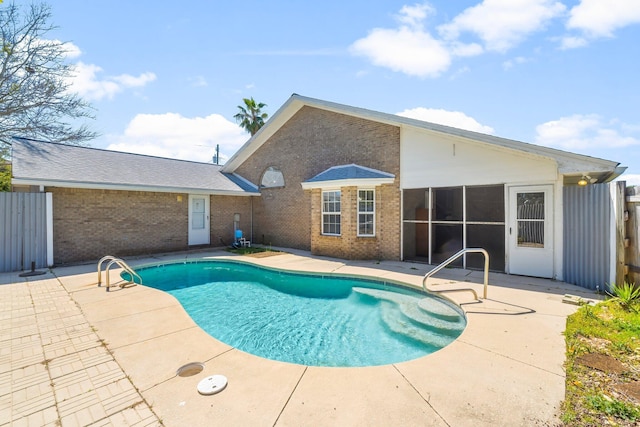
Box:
[399,126,565,280]
[400,127,560,188]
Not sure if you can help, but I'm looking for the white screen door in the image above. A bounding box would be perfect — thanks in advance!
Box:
[188,195,210,245]
[508,185,553,278]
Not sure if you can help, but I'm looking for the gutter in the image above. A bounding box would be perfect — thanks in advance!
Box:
[11,178,260,197]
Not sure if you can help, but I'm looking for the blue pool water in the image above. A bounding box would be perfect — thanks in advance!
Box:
[132,260,466,367]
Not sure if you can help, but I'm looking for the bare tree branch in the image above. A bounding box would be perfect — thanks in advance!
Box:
[0,2,97,148]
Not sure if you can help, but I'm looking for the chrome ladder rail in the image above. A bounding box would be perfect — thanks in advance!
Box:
[422,248,489,300]
[97,255,143,291]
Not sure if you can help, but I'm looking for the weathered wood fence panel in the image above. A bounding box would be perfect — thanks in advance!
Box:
[0,192,48,272]
[625,185,640,286]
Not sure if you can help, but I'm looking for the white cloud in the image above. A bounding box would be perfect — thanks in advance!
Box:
[350,5,451,78]
[567,0,640,37]
[188,76,208,87]
[350,1,563,77]
[350,27,451,77]
[397,107,495,134]
[448,66,471,80]
[44,40,157,100]
[503,56,531,70]
[61,41,82,58]
[535,114,640,150]
[106,112,248,163]
[70,63,119,100]
[69,62,157,101]
[27,38,82,60]
[559,36,589,49]
[438,0,566,52]
[449,41,484,57]
[111,72,156,87]
[396,3,433,29]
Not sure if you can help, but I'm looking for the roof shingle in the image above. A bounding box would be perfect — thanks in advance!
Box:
[11,137,257,195]
[305,164,395,183]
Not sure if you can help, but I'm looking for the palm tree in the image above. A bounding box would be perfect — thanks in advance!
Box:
[234,97,268,136]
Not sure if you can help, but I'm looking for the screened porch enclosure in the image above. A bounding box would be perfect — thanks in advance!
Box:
[402,185,505,271]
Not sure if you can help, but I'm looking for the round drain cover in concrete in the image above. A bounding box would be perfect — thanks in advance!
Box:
[197,374,228,395]
[176,362,204,377]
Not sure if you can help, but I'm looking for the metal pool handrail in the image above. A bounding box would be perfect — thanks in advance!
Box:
[97,255,142,291]
[422,248,489,300]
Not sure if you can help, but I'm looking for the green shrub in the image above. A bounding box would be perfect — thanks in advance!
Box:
[607,282,640,310]
[586,394,640,421]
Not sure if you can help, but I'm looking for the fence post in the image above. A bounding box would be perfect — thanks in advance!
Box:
[614,181,626,286]
[625,186,640,285]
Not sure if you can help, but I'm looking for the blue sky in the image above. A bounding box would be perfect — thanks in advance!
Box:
[43,0,640,183]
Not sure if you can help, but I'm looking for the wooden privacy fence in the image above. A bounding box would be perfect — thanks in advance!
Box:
[624,185,640,286]
[0,192,51,273]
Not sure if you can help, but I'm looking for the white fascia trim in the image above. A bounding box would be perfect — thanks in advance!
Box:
[11,178,260,197]
[301,177,394,190]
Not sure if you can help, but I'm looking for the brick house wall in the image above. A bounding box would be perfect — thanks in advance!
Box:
[310,184,400,260]
[49,188,253,265]
[46,106,402,264]
[50,188,188,264]
[210,194,253,246]
[234,106,402,259]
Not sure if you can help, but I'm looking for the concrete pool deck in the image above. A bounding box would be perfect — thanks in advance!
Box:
[1,249,600,426]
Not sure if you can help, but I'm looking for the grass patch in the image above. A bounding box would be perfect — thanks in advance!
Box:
[226,246,283,257]
[562,294,640,426]
[585,394,640,421]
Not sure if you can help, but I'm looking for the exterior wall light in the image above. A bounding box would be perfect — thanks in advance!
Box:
[578,175,597,186]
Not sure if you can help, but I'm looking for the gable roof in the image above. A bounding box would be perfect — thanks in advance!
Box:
[222,94,624,183]
[301,164,395,189]
[11,137,258,195]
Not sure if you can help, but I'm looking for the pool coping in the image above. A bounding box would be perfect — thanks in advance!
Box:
[132,258,467,367]
[1,248,601,426]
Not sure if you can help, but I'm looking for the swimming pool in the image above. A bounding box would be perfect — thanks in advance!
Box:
[132,260,466,367]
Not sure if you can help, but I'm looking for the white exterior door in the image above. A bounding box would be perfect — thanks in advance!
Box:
[188,195,210,245]
[508,185,553,278]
